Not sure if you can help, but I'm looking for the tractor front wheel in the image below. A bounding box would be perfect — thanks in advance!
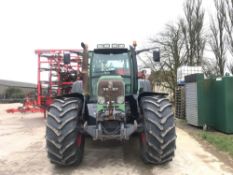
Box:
[46,97,85,166]
[140,96,176,164]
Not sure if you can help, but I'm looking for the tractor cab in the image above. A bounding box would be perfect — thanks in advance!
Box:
[90,44,134,97]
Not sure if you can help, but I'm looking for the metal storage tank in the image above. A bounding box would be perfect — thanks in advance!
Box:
[197,78,216,128]
[214,77,233,133]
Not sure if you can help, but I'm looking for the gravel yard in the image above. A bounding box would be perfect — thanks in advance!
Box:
[0,103,233,175]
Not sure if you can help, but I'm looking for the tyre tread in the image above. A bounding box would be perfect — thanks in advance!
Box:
[140,96,176,164]
[46,97,84,166]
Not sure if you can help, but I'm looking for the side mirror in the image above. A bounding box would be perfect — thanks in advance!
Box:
[153,50,160,62]
[64,53,71,64]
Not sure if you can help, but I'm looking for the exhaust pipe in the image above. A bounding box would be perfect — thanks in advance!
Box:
[81,42,89,96]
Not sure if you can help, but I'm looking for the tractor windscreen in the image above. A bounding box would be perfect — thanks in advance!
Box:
[91,51,132,96]
[92,53,130,76]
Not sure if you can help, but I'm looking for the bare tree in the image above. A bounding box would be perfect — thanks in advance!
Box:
[209,0,227,76]
[180,0,206,66]
[202,58,220,77]
[225,0,233,74]
[144,23,185,99]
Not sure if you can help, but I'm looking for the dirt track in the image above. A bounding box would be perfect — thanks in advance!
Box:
[0,104,233,175]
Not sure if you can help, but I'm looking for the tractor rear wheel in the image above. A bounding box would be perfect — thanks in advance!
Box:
[46,97,84,166]
[140,96,176,164]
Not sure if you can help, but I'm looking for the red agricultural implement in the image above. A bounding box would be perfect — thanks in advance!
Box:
[35,49,83,108]
[6,97,44,113]
[6,49,83,115]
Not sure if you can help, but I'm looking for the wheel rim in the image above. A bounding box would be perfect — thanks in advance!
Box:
[76,134,83,147]
[140,132,146,144]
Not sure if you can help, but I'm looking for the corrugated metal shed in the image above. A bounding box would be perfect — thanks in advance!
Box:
[185,74,205,127]
[0,79,36,98]
[0,79,36,88]
[185,82,199,126]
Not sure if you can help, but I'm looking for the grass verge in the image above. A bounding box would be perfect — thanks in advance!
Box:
[176,119,233,159]
[200,131,233,157]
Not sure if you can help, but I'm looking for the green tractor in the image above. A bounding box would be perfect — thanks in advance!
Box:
[45,43,176,166]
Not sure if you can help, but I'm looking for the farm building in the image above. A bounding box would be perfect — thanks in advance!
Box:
[0,79,37,99]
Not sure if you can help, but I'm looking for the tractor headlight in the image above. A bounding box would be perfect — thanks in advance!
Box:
[117,96,124,104]
[98,96,105,104]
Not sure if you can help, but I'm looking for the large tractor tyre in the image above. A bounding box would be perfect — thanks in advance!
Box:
[140,96,176,164]
[46,97,85,166]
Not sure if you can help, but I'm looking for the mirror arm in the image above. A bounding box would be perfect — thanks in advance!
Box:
[136,47,159,55]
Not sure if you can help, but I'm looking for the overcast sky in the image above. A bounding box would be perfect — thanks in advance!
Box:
[0,0,214,83]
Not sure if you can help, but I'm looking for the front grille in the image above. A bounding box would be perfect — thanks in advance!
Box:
[98,79,124,102]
